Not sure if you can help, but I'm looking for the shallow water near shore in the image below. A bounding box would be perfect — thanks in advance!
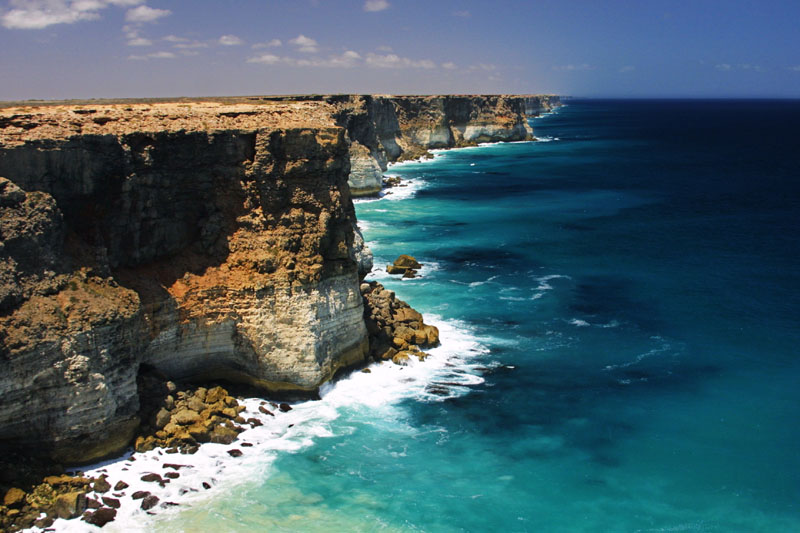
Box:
[52,100,800,531]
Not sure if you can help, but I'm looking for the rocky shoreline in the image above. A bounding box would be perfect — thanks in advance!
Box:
[0,93,556,530]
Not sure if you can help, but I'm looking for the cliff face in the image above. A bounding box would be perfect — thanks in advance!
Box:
[332,94,560,196]
[0,94,553,464]
[0,101,368,463]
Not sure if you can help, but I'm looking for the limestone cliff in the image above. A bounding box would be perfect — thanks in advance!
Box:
[0,101,368,463]
[0,94,554,464]
[330,94,560,196]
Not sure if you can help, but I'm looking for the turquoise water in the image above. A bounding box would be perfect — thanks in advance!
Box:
[153,100,800,532]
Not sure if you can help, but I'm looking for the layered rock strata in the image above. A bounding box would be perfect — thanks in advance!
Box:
[0,94,551,466]
[0,101,368,464]
[330,94,560,196]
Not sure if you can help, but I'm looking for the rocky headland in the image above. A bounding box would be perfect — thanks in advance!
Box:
[329,94,560,196]
[0,93,555,528]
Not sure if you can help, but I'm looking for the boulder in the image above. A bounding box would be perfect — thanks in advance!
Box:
[386,264,408,275]
[393,307,423,324]
[155,408,171,428]
[101,496,121,508]
[187,397,206,413]
[393,254,422,269]
[140,473,163,484]
[209,426,238,445]
[113,481,129,491]
[205,386,227,405]
[392,352,410,366]
[92,476,111,493]
[140,494,159,511]
[54,492,87,519]
[84,507,117,527]
[131,491,150,500]
[172,408,201,426]
[3,487,25,507]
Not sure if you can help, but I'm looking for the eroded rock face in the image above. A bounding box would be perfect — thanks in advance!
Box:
[0,101,369,463]
[0,95,556,464]
[331,95,561,197]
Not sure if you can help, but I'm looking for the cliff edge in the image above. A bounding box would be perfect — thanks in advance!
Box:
[330,94,560,196]
[0,94,552,465]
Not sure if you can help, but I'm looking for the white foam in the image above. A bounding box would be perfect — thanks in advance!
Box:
[532,274,571,291]
[468,275,499,288]
[366,258,439,282]
[569,318,590,327]
[41,317,489,532]
[603,337,673,371]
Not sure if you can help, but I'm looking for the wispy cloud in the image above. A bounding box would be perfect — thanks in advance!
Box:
[247,50,362,68]
[442,62,458,70]
[125,5,169,23]
[288,34,318,53]
[553,63,596,71]
[218,34,244,46]
[128,50,176,60]
[469,63,497,72]
[619,65,636,73]
[453,10,470,17]
[127,36,152,46]
[252,39,281,49]
[716,63,765,72]
[174,40,208,49]
[1,0,144,29]
[365,53,435,69]
[163,34,188,43]
[788,66,800,72]
[364,0,390,12]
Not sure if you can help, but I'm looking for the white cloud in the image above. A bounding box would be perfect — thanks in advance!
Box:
[716,63,765,72]
[252,39,281,49]
[175,40,208,49]
[619,65,635,73]
[552,63,596,71]
[365,53,435,69]
[163,34,188,43]
[127,36,152,46]
[468,63,497,72]
[3,0,97,29]
[0,0,150,29]
[788,66,800,72]
[128,50,176,60]
[364,0,390,12]
[247,50,362,68]
[442,62,457,70]
[125,5,169,23]
[738,63,764,72]
[219,34,244,46]
[248,53,282,65]
[289,34,318,53]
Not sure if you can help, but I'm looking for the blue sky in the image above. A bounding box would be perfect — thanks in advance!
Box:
[1,0,799,100]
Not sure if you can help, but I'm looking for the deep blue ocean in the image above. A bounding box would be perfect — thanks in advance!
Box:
[145,100,800,532]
